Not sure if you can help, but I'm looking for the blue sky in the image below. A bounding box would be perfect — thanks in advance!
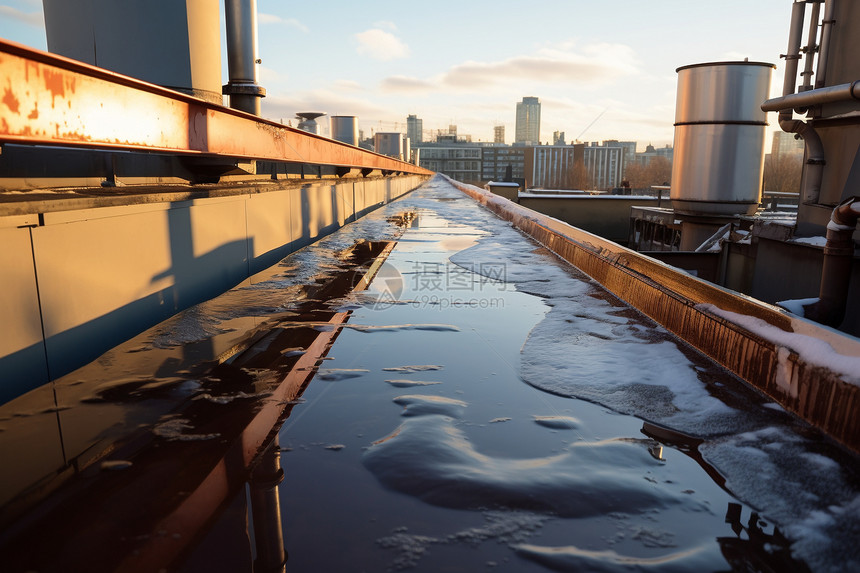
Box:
[1,0,793,149]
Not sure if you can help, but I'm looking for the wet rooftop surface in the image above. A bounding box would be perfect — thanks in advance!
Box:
[1,176,859,572]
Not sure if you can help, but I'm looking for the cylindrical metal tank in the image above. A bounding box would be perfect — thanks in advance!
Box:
[331,116,359,146]
[374,132,403,159]
[671,61,775,216]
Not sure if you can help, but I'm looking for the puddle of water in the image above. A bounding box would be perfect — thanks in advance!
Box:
[264,178,857,573]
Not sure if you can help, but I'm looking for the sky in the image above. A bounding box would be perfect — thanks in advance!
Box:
[0,0,796,150]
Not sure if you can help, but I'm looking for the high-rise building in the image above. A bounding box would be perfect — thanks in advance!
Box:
[552,131,566,146]
[407,114,423,144]
[494,125,505,144]
[515,97,541,145]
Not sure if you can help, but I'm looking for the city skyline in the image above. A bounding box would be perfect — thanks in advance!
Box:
[0,0,793,148]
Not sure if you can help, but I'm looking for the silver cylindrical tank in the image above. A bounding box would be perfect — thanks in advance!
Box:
[374,132,403,159]
[331,116,359,146]
[671,61,775,216]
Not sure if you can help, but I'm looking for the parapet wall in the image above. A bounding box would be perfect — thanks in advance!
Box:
[0,174,428,402]
[450,177,860,454]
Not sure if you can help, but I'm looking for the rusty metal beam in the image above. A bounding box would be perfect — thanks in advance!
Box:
[0,38,431,175]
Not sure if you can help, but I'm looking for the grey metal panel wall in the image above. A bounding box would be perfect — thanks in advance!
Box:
[0,175,429,403]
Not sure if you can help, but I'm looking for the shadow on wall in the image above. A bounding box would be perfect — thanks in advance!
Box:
[0,175,427,404]
[0,204,249,404]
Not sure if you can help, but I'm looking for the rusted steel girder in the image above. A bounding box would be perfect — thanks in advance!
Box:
[0,38,430,175]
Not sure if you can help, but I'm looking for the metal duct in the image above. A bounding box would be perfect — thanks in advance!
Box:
[223,0,266,115]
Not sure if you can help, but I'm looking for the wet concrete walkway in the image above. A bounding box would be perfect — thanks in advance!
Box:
[1,176,858,572]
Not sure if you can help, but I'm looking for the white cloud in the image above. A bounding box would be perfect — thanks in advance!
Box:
[332,79,365,92]
[258,13,309,33]
[380,75,435,93]
[374,41,641,96]
[0,6,42,26]
[353,29,410,61]
[442,42,640,90]
[372,20,398,31]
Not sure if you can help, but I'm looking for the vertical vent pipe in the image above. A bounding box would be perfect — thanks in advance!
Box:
[803,197,860,327]
[799,1,821,92]
[223,0,266,115]
[775,1,825,204]
[815,0,836,90]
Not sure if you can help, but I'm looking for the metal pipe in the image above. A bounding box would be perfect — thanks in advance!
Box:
[223,0,265,115]
[783,1,807,98]
[799,1,821,92]
[769,1,826,204]
[803,196,860,327]
[815,0,836,89]
[798,2,821,92]
[762,81,860,112]
[249,438,287,573]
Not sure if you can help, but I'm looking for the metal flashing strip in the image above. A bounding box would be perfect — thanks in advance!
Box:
[450,177,860,453]
[0,39,431,175]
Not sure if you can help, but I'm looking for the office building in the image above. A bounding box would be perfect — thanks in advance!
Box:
[515,97,541,145]
[407,114,423,145]
[482,145,526,181]
[494,125,505,144]
[417,143,482,183]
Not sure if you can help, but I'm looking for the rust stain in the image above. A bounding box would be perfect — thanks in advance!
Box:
[25,59,39,84]
[2,81,20,114]
[28,102,38,120]
[42,68,65,109]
